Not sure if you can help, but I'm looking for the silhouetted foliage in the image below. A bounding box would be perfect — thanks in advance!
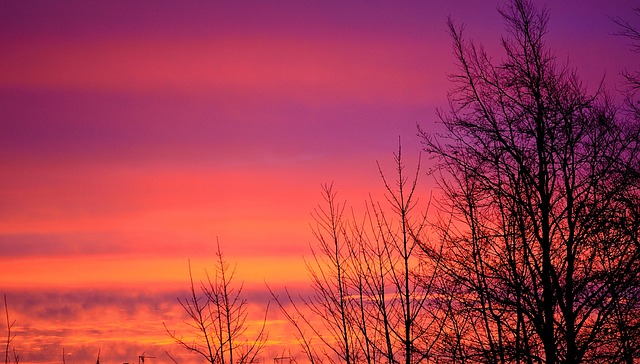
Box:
[420,0,640,363]
[165,242,269,364]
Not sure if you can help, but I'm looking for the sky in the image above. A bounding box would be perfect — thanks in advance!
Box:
[1,1,637,363]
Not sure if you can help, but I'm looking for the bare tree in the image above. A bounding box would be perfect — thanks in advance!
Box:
[268,184,361,364]
[165,241,269,364]
[364,145,444,364]
[272,145,445,364]
[3,295,17,364]
[420,1,640,363]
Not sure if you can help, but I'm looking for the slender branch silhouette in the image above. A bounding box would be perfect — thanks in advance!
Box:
[3,295,16,364]
[272,144,445,364]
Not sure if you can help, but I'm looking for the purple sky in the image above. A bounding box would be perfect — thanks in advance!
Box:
[0,1,638,362]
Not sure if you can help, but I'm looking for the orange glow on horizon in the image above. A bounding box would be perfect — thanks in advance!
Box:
[0,255,311,289]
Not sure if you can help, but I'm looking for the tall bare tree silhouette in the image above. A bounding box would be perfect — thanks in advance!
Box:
[420,0,640,363]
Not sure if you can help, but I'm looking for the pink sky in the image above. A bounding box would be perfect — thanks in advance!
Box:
[1,1,637,362]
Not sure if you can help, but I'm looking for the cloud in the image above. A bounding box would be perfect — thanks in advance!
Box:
[3,285,311,363]
[0,32,447,103]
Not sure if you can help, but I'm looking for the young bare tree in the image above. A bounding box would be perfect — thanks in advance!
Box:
[363,146,444,364]
[3,295,18,364]
[420,1,640,363]
[272,145,445,364]
[306,183,358,363]
[267,186,357,364]
[165,242,269,364]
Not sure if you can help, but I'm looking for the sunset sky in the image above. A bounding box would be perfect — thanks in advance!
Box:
[1,1,637,363]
